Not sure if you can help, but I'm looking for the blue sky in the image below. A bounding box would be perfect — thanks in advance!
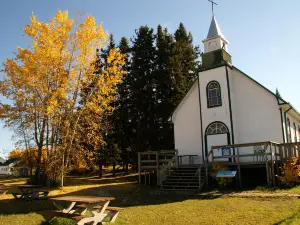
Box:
[0,0,299,155]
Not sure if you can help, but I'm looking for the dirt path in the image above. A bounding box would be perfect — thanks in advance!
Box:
[198,191,300,199]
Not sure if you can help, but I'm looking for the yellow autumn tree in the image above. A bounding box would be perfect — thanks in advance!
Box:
[8,148,22,159]
[0,10,125,185]
[280,157,300,187]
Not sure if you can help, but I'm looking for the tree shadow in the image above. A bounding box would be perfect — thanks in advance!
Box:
[0,175,221,216]
[273,210,300,225]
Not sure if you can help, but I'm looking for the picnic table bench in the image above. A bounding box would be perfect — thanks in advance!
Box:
[0,184,8,195]
[41,195,120,225]
[12,185,49,200]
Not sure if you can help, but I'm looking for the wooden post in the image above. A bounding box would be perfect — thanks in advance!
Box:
[278,145,282,161]
[274,143,278,186]
[175,149,179,168]
[205,163,208,189]
[138,153,141,184]
[265,143,270,186]
[270,143,275,186]
[237,147,242,188]
[205,156,209,189]
[270,143,273,186]
[156,152,159,185]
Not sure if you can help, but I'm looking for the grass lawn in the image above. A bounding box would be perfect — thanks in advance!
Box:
[0,174,300,225]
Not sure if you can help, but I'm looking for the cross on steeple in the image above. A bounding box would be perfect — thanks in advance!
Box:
[208,0,218,15]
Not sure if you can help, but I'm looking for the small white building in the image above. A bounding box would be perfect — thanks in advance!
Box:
[0,157,5,164]
[170,16,300,164]
[0,158,19,175]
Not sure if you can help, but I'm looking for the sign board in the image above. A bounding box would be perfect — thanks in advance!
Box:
[221,147,231,156]
[216,171,237,178]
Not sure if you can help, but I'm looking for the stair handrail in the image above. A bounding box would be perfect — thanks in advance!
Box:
[159,153,177,186]
[195,165,204,190]
[204,148,214,165]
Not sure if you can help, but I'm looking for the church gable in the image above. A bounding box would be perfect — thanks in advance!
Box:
[171,79,202,157]
[232,66,287,104]
[230,66,283,143]
[171,80,199,121]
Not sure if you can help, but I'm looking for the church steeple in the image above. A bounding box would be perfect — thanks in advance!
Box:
[207,16,225,40]
[202,15,232,67]
[203,16,229,53]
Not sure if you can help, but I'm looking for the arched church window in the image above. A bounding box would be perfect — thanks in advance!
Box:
[206,122,228,135]
[207,81,222,108]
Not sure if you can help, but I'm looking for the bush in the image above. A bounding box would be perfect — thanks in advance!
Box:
[211,163,233,188]
[280,157,300,187]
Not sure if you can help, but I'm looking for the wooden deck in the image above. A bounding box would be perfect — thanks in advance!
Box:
[138,141,300,189]
[205,141,300,188]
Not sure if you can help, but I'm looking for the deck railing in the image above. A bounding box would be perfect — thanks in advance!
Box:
[204,141,300,188]
[138,149,178,184]
[158,154,177,186]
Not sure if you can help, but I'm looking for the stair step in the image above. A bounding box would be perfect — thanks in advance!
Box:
[163,180,199,183]
[162,186,199,190]
[171,173,197,176]
[169,174,198,179]
[163,183,199,186]
[161,189,199,191]
[160,167,206,192]
[167,179,198,182]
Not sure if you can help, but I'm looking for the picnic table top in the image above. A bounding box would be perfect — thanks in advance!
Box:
[51,195,115,203]
[17,185,43,188]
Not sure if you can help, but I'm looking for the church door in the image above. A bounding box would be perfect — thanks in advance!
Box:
[205,122,230,162]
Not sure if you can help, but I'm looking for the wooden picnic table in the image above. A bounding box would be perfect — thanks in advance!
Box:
[12,185,48,200]
[0,184,8,195]
[50,195,119,225]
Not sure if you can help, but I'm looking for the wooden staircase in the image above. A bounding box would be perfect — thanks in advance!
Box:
[161,166,205,191]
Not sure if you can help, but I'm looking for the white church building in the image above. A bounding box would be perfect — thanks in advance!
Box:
[170,16,300,164]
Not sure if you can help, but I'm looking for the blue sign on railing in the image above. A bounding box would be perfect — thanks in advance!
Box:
[221,147,231,156]
[216,171,237,178]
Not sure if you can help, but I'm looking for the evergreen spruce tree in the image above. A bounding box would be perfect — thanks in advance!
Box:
[169,23,200,107]
[127,26,157,157]
[276,88,282,99]
[101,34,116,63]
[155,25,175,149]
[113,37,132,171]
[101,24,201,168]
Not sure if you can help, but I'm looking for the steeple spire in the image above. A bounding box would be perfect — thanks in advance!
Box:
[207,16,225,40]
[203,15,229,53]
[202,15,232,66]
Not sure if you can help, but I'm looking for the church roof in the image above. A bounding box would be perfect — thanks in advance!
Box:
[169,62,300,122]
[206,16,226,40]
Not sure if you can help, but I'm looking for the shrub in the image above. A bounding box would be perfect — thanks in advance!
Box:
[280,157,300,187]
[211,163,233,188]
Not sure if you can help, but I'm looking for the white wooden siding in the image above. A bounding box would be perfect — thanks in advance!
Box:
[172,81,202,163]
[230,68,283,143]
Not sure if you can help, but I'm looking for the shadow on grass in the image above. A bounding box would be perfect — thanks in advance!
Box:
[273,210,300,225]
[0,174,221,217]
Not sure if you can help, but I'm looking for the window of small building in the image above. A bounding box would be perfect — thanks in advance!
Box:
[207,81,222,108]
